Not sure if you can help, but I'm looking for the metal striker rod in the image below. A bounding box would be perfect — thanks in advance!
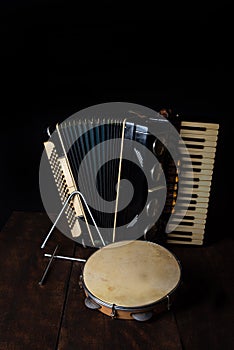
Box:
[38,245,59,286]
[40,190,105,249]
[44,254,86,262]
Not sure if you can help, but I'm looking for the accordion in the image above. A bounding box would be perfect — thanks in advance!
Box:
[40,105,219,246]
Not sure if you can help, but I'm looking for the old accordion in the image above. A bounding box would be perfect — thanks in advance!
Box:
[41,106,219,246]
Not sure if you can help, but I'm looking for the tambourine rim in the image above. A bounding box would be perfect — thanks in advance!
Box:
[81,240,182,311]
[81,276,181,312]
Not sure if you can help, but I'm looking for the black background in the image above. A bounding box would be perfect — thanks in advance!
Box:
[0,1,233,243]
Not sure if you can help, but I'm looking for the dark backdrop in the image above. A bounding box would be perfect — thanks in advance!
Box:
[0,1,233,243]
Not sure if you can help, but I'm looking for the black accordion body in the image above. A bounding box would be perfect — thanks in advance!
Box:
[41,107,219,246]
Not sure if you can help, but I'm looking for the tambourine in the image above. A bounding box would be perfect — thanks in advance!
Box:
[80,240,181,321]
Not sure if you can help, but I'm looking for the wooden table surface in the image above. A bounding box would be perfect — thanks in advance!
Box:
[0,211,233,350]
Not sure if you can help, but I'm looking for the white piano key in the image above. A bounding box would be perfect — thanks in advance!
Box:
[175,201,209,209]
[179,188,211,195]
[181,139,217,148]
[173,209,208,218]
[170,217,206,224]
[181,162,214,170]
[181,168,213,176]
[169,223,206,232]
[181,156,215,164]
[174,206,208,215]
[168,231,204,240]
[180,121,219,130]
[178,195,209,203]
[179,146,216,155]
[180,130,219,138]
[180,174,212,181]
[180,126,219,137]
[167,238,203,245]
[180,179,212,186]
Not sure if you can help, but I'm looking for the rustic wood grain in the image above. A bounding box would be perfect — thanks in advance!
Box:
[0,212,233,350]
[169,239,234,350]
[0,212,76,350]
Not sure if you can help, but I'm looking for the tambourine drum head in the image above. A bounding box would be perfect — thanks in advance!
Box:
[83,240,181,308]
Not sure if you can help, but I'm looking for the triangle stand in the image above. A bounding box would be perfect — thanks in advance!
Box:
[38,190,105,285]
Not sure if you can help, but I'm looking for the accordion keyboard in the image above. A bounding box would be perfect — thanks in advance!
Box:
[166,121,220,245]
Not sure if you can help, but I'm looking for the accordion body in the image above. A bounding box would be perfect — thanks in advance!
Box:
[41,107,219,246]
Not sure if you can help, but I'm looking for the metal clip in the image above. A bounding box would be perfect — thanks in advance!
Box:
[79,275,83,289]
[167,295,171,310]
[110,304,116,319]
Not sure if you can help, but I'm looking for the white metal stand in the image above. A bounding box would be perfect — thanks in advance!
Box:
[39,190,104,285]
